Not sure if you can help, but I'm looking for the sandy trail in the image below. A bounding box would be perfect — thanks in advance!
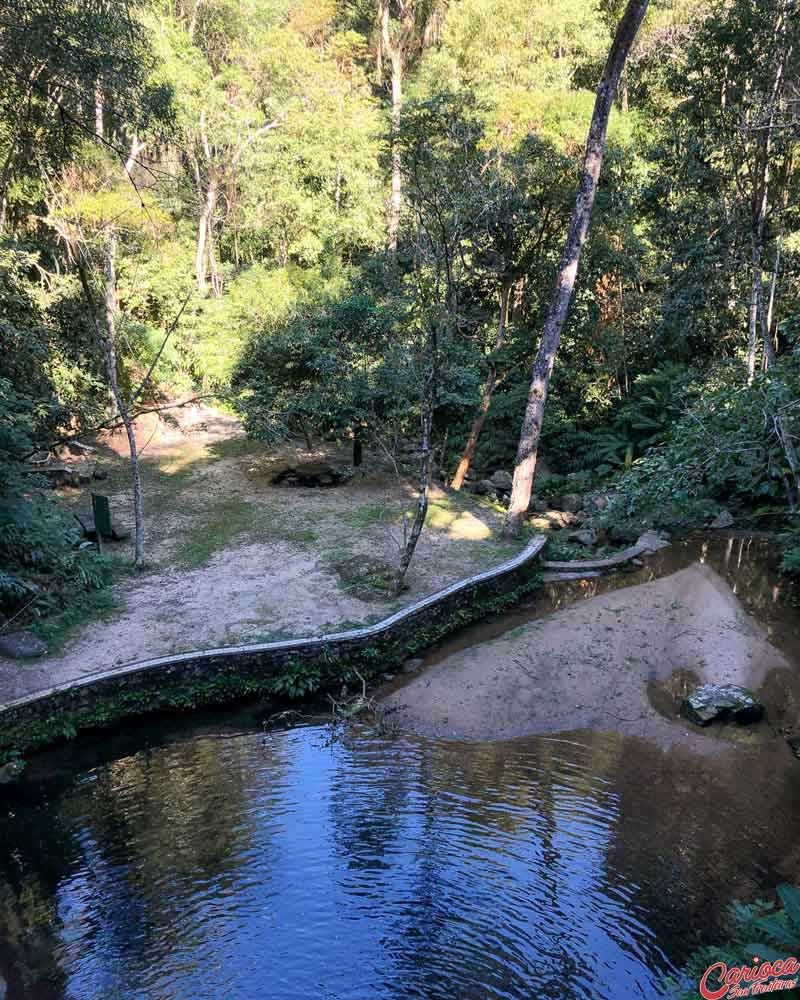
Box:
[0,405,520,705]
[380,563,800,749]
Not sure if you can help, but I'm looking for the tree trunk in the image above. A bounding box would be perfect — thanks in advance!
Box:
[393,324,437,595]
[747,0,788,383]
[503,0,650,538]
[763,241,781,369]
[101,233,146,569]
[353,429,363,467]
[196,176,217,295]
[451,279,512,490]
[388,51,403,252]
[747,242,764,383]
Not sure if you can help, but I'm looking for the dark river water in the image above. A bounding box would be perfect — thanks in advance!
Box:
[1,534,800,1000]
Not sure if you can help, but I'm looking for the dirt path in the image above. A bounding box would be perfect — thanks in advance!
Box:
[0,405,526,705]
[379,562,800,751]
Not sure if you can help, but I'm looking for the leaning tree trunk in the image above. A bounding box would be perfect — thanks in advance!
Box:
[101,233,146,569]
[503,0,650,538]
[392,325,437,596]
[451,279,513,490]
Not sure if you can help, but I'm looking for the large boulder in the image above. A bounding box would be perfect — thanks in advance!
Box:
[568,528,598,547]
[681,684,764,726]
[710,509,734,529]
[490,469,513,491]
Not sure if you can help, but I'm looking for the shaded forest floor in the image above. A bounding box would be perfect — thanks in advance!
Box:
[0,404,526,704]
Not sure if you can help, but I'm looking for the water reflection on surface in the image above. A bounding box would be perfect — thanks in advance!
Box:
[2,713,800,1000]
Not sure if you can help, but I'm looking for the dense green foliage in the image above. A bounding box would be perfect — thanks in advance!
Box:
[1,0,800,622]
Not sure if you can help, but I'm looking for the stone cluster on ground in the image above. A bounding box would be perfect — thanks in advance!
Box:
[271,462,352,488]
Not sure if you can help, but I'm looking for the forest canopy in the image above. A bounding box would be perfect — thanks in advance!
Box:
[2,0,800,615]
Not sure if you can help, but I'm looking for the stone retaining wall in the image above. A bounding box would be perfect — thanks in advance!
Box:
[0,536,546,756]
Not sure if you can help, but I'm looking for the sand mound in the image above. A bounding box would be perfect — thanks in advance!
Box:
[380,563,796,748]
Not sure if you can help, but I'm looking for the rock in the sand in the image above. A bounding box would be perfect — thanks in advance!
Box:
[402,658,425,674]
[490,469,513,491]
[0,630,47,659]
[710,509,734,529]
[681,683,763,726]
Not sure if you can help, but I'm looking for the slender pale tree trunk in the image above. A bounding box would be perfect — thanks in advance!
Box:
[379,0,404,252]
[503,0,650,537]
[747,1,789,382]
[388,51,403,251]
[451,279,513,490]
[196,176,217,296]
[763,240,781,369]
[101,234,145,568]
[747,243,765,382]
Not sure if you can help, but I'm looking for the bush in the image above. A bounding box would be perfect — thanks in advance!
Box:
[0,376,111,624]
[602,360,800,530]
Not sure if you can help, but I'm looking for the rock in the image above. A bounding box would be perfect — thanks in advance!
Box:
[93,467,108,481]
[489,469,513,491]
[272,462,351,488]
[0,759,25,784]
[710,509,734,529]
[635,530,671,554]
[473,480,496,496]
[568,528,598,547]
[0,630,47,659]
[529,510,581,531]
[608,518,651,545]
[402,658,425,674]
[529,497,549,513]
[558,492,583,513]
[587,494,610,512]
[681,683,764,726]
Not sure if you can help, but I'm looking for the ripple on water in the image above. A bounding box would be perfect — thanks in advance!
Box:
[9,720,790,1000]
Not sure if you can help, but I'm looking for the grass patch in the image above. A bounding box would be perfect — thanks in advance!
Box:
[341,501,398,529]
[207,436,266,461]
[32,587,125,655]
[180,496,258,569]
